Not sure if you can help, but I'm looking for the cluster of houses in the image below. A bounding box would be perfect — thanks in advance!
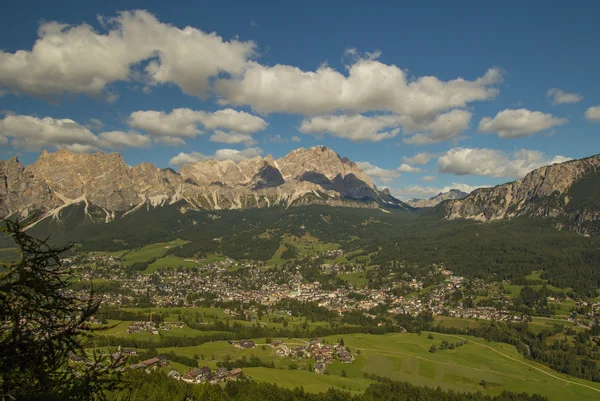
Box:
[230,339,257,349]
[131,356,168,370]
[170,366,244,383]
[127,321,158,335]
[271,338,355,374]
[69,250,575,329]
[126,354,244,384]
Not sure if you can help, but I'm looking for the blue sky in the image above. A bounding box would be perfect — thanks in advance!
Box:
[1,0,599,199]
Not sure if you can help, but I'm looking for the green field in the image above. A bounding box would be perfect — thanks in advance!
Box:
[153,332,600,401]
[267,233,341,265]
[121,239,189,267]
[99,319,229,340]
[433,316,485,330]
[337,271,369,287]
[145,255,198,273]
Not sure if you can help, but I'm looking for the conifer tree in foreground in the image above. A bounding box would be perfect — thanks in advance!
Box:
[0,220,124,400]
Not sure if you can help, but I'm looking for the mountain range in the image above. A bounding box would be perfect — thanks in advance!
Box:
[0,146,408,227]
[0,146,598,236]
[406,189,469,208]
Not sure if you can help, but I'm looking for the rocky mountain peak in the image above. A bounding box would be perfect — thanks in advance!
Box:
[405,189,470,208]
[0,146,411,225]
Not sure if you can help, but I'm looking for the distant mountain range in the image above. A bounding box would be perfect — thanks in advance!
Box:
[0,146,409,227]
[406,189,469,208]
[438,154,600,236]
[1,146,598,236]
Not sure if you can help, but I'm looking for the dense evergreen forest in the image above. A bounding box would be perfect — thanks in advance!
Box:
[14,203,600,295]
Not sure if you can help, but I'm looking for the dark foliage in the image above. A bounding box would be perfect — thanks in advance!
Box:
[0,220,125,400]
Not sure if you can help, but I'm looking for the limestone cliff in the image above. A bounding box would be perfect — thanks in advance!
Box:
[438,154,600,235]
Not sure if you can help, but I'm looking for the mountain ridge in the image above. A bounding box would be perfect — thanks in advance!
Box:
[0,146,410,227]
[438,153,600,236]
[406,189,469,208]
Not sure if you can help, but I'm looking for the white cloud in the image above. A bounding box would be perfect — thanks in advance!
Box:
[300,110,470,144]
[437,147,571,178]
[421,176,436,182]
[397,163,421,173]
[299,114,400,142]
[402,152,436,165]
[213,147,262,162]
[128,107,267,139]
[390,182,485,200]
[547,88,583,105]
[169,147,263,166]
[266,134,286,144]
[585,106,600,122]
[0,10,256,99]
[129,109,204,138]
[98,130,152,149]
[355,161,400,183]
[86,118,104,131]
[210,130,257,146]
[355,161,421,184]
[154,136,187,146]
[0,115,98,150]
[0,114,152,152]
[168,151,206,166]
[478,109,567,138]
[215,59,501,118]
[291,136,301,142]
[200,108,267,133]
[403,109,472,145]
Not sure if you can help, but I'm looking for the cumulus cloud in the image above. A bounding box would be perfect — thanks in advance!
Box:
[402,109,472,145]
[266,134,287,144]
[86,118,104,131]
[215,59,501,118]
[390,182,485,200]
[299,114,400,142]
[421,176,436,181]
[168,151,206,166]
[98,130,152,149]
[402,152,436,165]
[355,161,400,183]
[300,109,471,144]
[0,10,256,99]
[291,135,301,142]
[154,136,187,146]
[437,147,571,178]
[128,107,267,140]
[129,109,204,138]
[168,147,263,166]
[478,109,567,138]
[213,147,262,162]
[585,106,600,122]
[210,130,257,146]
[397,163,421,173]
[0,114,153,152]
[355,161,421,183]
[547,88,583,105]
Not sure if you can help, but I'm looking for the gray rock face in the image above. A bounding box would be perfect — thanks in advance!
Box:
[438,154,600,235]
[406,189,469,208]
[0,146,411,225]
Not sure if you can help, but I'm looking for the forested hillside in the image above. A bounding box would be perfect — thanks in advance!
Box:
[11,203,600,296]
